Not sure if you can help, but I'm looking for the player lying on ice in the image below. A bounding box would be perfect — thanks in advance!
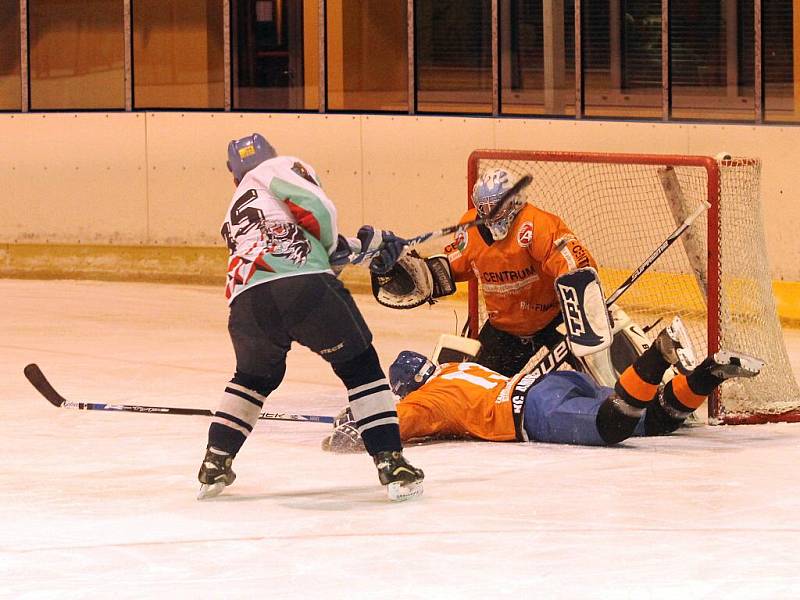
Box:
[322,316,764,451]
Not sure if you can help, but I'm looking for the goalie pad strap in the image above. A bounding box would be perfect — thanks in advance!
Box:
[555,267,612,358]
[426,255,456,298]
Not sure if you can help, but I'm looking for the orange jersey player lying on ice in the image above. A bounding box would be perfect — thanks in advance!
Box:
[322,317,764,451]
[368,167,602,377]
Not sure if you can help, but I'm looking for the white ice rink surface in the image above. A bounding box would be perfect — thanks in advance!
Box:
[2,279,800,599]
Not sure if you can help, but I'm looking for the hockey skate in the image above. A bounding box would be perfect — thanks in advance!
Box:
[197,448,236,500]
[654,316,697,374]
[373,451,424,501]
[705,350,765,380]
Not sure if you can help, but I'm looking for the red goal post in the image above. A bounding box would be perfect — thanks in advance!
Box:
[466,149,800,425]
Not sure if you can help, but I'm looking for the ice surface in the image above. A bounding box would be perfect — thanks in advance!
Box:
[2,279,800,599]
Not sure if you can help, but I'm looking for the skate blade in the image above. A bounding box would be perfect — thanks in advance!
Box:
[386,480,423,502]
[712,351,765,379]
[197,482,227,500]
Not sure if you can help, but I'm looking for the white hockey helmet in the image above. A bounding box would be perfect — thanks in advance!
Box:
[472,168,526,241]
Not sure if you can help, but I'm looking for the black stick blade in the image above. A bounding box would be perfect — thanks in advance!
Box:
[24,363,67,407]
[484,173,533,222]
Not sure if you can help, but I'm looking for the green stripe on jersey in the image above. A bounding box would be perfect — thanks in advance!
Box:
[269,177,335,250]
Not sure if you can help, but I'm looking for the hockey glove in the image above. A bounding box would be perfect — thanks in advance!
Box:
[357,225,409,275]
[329,234,361,276]
[320,407,366,453]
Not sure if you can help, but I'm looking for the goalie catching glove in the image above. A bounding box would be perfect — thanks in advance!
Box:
[371,251,456,309]
[321,407,366,453]
[554,267,612,358]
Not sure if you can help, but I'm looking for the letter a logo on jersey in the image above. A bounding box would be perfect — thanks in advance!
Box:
[517,221,533,247]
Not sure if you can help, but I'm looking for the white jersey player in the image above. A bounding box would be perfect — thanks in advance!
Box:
[197,133,424,501]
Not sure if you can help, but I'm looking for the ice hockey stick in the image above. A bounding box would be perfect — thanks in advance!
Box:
[23,363,334,424]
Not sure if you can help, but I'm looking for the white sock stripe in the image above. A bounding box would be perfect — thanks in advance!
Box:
[218,391,263,425]
[357,416,400,432]
[347,378,389,398]
[226,382,267,404]
[349,389,396,422]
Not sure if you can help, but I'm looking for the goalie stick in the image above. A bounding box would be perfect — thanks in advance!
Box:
[351,174,533,265]
[511,199,711,385]
[23,363,334,424]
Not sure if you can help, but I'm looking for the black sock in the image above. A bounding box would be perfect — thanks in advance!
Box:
[333,345,402,455]
[686,356,722,396]
[633,343,672,384]
[596,394,641,445]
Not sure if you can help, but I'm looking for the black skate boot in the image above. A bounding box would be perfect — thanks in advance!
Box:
[654,316,697,374]
[197,447,236,500]
[705,350,764,380]
[373,451,424,501]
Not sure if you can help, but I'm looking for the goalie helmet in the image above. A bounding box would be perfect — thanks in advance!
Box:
[389,350,437,398]
[226,133,277,184]
[472,168,526,241]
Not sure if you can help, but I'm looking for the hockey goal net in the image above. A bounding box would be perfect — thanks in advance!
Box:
[467,150,800,425]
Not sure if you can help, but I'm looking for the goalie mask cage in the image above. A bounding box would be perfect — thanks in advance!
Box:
[467,149,800,425]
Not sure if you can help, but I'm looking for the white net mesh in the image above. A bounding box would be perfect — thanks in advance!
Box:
[469,151,800,424]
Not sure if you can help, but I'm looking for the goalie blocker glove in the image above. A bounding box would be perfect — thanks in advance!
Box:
[554,267,613,358]
[371,252,456,309]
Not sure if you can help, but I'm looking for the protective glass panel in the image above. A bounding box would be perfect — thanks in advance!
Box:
[670,1,754,121]
[0,1,21,110]
[416,0,491,114]
[29,0,125,110]
[764,0,799,123]
[582,0,661,119]
[500,0,575,116]
[233,0,320,110]
[326,0,408,112]
[133,0,224,109]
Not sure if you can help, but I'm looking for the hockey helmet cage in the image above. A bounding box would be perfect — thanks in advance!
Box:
[472,168,526,241]
[389,350,437,398]
[226,133,277,183]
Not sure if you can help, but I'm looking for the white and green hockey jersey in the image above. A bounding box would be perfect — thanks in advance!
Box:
[220,156,339,302]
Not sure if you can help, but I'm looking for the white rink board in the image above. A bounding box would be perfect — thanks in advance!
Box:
[3,113,800,279]
[2,279,800,599]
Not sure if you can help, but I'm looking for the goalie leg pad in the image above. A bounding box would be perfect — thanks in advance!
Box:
[431,334,481,365]
[555,267,612,358]
[578,304,652,387]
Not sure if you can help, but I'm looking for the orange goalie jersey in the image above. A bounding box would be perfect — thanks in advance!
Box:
[445,203,597,337]
[397,362,521,442]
